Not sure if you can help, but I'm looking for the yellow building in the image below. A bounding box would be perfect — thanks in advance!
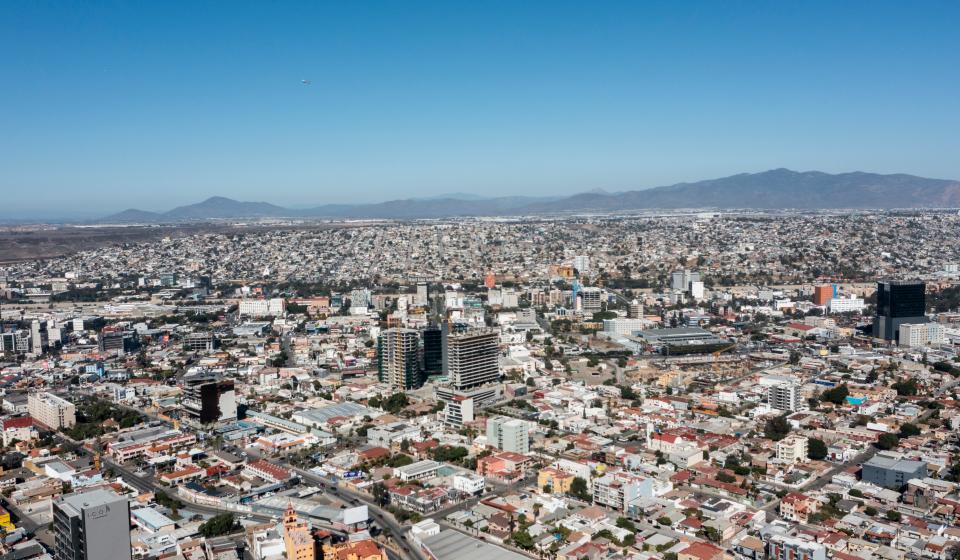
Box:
[282,503,315,560]
[0,505,15,532]
[538,467,574,494]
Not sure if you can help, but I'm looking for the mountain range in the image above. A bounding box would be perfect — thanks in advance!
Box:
[98,169,960,223]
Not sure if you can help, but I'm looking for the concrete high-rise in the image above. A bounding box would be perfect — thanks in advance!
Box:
[422,325,443,380]
[486,416,529,453]
[443,327,500,391]
[378,328,423,390]
[873,280,926,342]
[181,372,237,426]
[53,489,132,560]
[768,383,802,412]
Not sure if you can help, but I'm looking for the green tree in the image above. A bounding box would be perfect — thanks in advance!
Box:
[568,477,591,501]
[764,414,791,441]
[808,438,828,461]
[820,384,850,405]
[875,433,900,451]
[198,513,236,538]
[512,529,534,549]
[885,510,901,522]
[898,423,921,438]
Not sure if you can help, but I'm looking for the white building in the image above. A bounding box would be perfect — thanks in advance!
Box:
[899,322,946,347]
[238,298,285,317]
[828,295,865,314]
[28,392,76,429]
[486,416,530,454]
[768,383,803,412]
[602,318,646,336]
[452,473,485,495]
[579,287,602,314]
[776,435,809,464]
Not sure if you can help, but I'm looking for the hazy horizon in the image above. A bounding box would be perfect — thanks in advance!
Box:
[3,1,959,219]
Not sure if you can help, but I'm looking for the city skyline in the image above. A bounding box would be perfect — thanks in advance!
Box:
[3,1,960,217]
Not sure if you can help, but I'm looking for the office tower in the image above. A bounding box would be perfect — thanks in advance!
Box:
[415,282,429,306]
[573,255,591,275]
[181,372,237,426]
[768,382,802,412]
[486,416,529,453]
[378,328,423,390]
[671,269,701,292]
[30,320,44,355]
[97,328,140,354]
[28,392,77,429]
[422,326,443,380]
[813,285,834,306]
[579,287,602,314]
[443,327,500,390]
[54,488,132,560]
[629,299,643,318]
[873,280,926,342]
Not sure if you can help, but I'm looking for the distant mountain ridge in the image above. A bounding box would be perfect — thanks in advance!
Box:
[97,169,960,223]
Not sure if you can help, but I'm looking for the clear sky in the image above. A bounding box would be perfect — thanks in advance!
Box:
[3,1,959,218]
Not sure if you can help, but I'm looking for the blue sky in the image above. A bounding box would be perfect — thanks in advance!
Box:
[2,1,959,217]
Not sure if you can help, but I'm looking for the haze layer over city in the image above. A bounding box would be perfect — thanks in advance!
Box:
[2,3,960,560]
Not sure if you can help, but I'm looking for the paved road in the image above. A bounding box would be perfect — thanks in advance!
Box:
[293,467,426,560]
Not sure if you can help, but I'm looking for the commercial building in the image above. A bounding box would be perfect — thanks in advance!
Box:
[767,383,803,413]
[28,392,76,429]
[53,489,132,560]
[628,299,643,319]
[378,328,423,390]
[861,454,927,489]
[898,322,946,347]
[367,422,423,448]
[873,280,926,342]
[239,298,286,318]
[671,269,701,292]
[813,284,834,306]
[828,294,865,314]
[579,287,602,314]
[415,282,429,306]
[422,325,443,379]
[443,327,500,391]
[181,372,237,426]
[602,318,646,336]
[394,460,441,482]
[486,416,530,454]
[776,435,809,464]
[97,329,140,354]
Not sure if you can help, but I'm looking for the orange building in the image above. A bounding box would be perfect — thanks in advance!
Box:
[813,285,833,306]
[323,538,388,560]
[484,272,496,289]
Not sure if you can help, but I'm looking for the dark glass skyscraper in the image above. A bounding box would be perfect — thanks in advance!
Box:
[873,280,926,342]
[422,325,443,380]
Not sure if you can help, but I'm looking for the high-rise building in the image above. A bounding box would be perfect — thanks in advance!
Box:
[378,328,423,390]
[422,326,443,380]
[486,416,529,453]
[443,327,500,391]
[671,270,701,292]
[53,489,132,560]
[628,299,643,319]
[415,282,429,306]
[573,255,591,275]
[181,372,237,426]
[767,383,802,412]
[813,284,834,306]
[874,280,926,342]
[898,322,946,348]
[579,287,602,314]
[28,392,76,429]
